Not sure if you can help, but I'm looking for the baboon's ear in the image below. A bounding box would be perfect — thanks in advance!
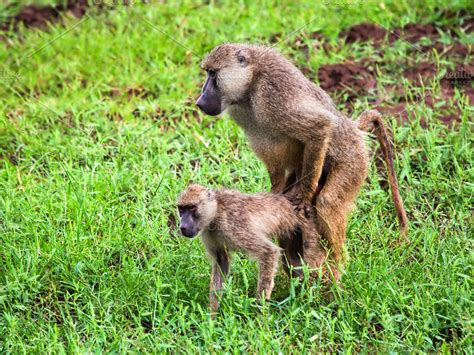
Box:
[236,49,249,67]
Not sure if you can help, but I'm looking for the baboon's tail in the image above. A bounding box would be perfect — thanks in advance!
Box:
[357,109,408,236]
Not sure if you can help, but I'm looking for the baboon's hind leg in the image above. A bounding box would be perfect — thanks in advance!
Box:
[312,167,366,281]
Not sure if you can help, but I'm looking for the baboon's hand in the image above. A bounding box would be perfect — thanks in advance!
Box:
[298,202,312,219]
[287,191,312,218]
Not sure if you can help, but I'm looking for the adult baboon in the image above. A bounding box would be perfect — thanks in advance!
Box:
[196,44,407,276]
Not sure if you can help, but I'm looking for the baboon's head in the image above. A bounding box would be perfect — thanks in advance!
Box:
[176,184,217,238]
[197,44,257,116]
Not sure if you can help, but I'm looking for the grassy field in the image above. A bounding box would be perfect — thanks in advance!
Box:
[1,0,473,352]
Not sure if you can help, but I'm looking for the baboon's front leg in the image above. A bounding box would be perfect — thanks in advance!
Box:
[209,249,230,313]
[256,246,281,301]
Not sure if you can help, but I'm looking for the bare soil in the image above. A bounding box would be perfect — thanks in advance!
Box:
[317,61,376,100]
[326,11,474,127]
[1,0,87,32]
[341,23,388,46]
[2,3,472,127]
[317,59,473,127]
[419,42,472,57]
[340,22,441,45]
[340,9,474,45]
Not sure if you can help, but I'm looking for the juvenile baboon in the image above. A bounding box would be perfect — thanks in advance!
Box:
[196,44,408,275]
[176,184,323,312]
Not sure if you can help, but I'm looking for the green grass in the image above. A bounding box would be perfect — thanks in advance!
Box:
[1,0,473,352]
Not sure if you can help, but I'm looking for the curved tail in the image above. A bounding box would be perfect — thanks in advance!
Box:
[357,110,408,236]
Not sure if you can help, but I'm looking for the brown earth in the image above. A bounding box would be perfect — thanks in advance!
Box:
[0,0,87,32]
[442,9,474,33]
[340,11,474,47]
[403,62,438,85]
[326,12,474,127]
[2,3,471,128]
[390,23,439,43]
[464,17,474,33]
[382,63,473,126]
[340,23,388,46]
[317,61,376,101]
[298,13,472,126]
[404,62,473,98]
[419,42,472,57]
[317,60,473,127]
[340,22,441,45]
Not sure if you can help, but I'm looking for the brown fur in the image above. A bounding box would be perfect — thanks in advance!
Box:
[177,184,320,312]
[199,44,408,275]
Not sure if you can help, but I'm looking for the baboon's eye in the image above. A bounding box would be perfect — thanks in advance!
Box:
[237,52,247,67]
[178,205,197,217]
[207,69,217,79]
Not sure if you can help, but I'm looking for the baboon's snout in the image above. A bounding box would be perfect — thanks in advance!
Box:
[196,94,222,116]
[179,223,198,238]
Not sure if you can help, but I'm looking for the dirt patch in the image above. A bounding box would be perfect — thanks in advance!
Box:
[340,22,441,46]
[375,99,461,128]
[318,10,474,127]
[440,64,474,120]
[420,42,472,57]
[441,8,472,19]
[403,62,438,85]
[317,60,472,127]
[1,0,87,32]
[442,9,474,33]
[318,61,376,102]
[340,23,388,46]
[464,17,474,33]
[338,15,474,70]
[340,13,474,47]
[379,63,473,126]
[390,23,439,43]
[376,100,462,128]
